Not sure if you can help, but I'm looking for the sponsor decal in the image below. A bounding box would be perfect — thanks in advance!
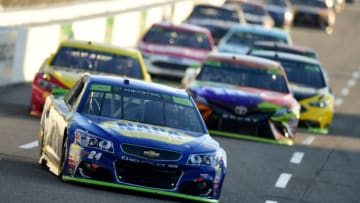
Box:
[101,120,195,145]
[204,59,221,67]
[143,150,160,158]
[234,105,248,116]
[200,173,214,181]
[172,96,192,107]
[88,151,102,160]
[304,65,320,72]
[222,114,258,123]
[90,84,111,92]
[121,155,179,168]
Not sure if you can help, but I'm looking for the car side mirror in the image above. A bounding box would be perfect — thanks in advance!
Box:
[146,73,152,82]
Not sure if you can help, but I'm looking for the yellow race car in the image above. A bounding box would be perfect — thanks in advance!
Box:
[297,93,334,134]
[30,39,151,117]
[250,50,334,134]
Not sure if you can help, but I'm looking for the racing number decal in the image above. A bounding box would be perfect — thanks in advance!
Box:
[88,151,102,160]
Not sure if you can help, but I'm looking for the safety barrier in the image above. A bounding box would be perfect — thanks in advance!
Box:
[0,0,223,85]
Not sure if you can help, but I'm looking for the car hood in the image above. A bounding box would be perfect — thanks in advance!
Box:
[217,43,250,54]
[293,5,325,14]
[244,13,266,23]
[186,18,237,29]
[265,5,287,13]
[290,83,330,101]
[189,80,293,109]
[80,116,219,154]
[44,66,83,88]
[139,43,209,61]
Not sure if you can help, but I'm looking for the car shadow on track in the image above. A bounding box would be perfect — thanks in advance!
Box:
[329,112,360,138]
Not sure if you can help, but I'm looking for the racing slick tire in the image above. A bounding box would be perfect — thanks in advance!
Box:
[59,135,68,179]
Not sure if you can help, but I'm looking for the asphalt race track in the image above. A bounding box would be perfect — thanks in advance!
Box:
[1,4,360,203]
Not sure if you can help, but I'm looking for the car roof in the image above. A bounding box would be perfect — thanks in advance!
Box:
[229,24,289,37]
[250,50,321,65]
[225,0,265,8]
[86,74,189,97]
[151,22,211,34]
[251,41,317,56]
[206,51,282,70]
[193,3,239,12]
[59,40,140,57]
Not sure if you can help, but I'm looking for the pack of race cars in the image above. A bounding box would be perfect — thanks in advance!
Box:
[32,0,340,202]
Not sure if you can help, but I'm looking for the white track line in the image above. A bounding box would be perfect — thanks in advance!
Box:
[302,136,315,145]
[265,201,278,203]
[275,173,292,188]
[334,98,343,107]
[347,79,356,87]
[335,70,359,108]
[19,140,38,149]
[290,152,304,164]
[340,87,350,96]
[353,71,359,79]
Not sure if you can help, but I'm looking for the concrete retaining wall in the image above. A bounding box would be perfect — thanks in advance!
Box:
[0,0,224,86]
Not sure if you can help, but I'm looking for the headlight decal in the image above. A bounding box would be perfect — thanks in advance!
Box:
[74,129,114,153]
[309,100,328,108]
[39,78,61,90]
[187,153,216,167]
[271,108,299,121]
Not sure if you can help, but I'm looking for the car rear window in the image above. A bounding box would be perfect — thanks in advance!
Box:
[50,47,143,79]
[227,31,289,46]
[242,4,266,15]
[143,26,212,50]
[277,59,326,88]
[196,59,290,93]
[189,6,240,22]
[264,0,287,6]
[291,0,327,8]
[250,44,317,59]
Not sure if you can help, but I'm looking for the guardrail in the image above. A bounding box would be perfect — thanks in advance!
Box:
[0,0,223,86]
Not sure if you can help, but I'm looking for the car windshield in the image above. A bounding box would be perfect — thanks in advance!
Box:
[251,44,317,58]
[227,31,288,46]
[189,6,239,22]
[143,26,212,50]
[242,4,266,15]
[196,59,290,93]
[264,0,287,6]
[81,84,205,134]
[50,47,143,79]
[291,0,327,8]
[278,59,326,88]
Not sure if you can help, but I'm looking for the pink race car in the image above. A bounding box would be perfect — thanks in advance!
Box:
[138,22,215,79]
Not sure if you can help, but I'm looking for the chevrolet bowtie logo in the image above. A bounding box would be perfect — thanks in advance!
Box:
[143,150,160,158]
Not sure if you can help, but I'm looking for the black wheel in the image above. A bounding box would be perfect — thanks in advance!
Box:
[38,128,47,167]
[58,135,68,179]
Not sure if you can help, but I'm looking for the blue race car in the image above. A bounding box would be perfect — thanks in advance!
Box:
[38,74,227,202]
[217,24,292,54]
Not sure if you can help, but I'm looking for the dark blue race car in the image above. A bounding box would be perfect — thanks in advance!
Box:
[38,74,227,202]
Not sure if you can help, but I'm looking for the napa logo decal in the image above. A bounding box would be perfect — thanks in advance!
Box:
[101,120,195,145]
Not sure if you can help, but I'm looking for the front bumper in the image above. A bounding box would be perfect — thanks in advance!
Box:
[62,176,219,203]
[293,10,334,28]
[64,143,224,202]
[29,83,51,117]
[201,110,296,145]
[297,96,334,134]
